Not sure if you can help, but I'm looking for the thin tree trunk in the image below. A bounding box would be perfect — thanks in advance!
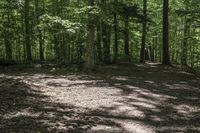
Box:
[181,17,188,67]
[4,34,12,61]
[140,0,147,63]
[102,23,111,64]
[113,0,118,63]
[124,15,130,60]
[4,1,12,61]
[84,0,95,71]
[96,19,102,62]
[24,0,32,62]
[39,30,44,63]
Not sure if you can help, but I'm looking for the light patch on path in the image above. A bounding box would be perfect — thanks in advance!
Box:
[15,74,158,133]
[3,71,200,133]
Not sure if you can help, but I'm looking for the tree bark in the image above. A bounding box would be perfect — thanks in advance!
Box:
[4,6,12,61]
[162,0,171,65]
[24,0,32,62]
[96,19,103,62]
[124,15,130,60]
[39,30,44,63]
[181,17,189,67]
[140,0,147,63]
[102,23,111,64]
[113,0,118,63]
[84,0,95,71]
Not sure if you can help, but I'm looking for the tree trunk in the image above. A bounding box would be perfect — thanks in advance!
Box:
[181,17,189,67]
[124,15,130,61]
[39,30,44,63]
[102,23,111,64]
[4,7,12,61]
[84,0,95,71]
[96,19,103,62]
[35,0,45,63]
[162,0,171,65]
[113,0,118,63]
[4,34,12,61]
[24,0,32,62]
[140,0,147,63]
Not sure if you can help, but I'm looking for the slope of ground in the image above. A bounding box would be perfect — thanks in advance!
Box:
[0,63,199,133]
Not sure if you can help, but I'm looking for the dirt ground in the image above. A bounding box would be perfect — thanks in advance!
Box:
[0,63,200,133]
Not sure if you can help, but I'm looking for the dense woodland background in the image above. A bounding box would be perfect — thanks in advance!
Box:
[0,0,200,71]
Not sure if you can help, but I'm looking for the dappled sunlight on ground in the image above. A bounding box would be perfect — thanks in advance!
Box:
[19,74,123,109]
[0,64,200,133]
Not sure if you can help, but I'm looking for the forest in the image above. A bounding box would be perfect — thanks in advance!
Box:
[0,0,200,69]
[0,0,200,133]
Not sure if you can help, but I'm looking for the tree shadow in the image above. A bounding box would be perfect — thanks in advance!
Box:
[85,64,200,133]
[0,64,199,133]
[0,77,128,133]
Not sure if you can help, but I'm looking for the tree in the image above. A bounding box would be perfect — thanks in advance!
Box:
[35,0,45,63]
[0,0,199,69]
[118,4,143,61]
[84,0,95,71]
[113,0,118,63]
[140,0,147,63]
[124,13,130,60]
[3,0,13,61]
[24,0,32,62]
[181,17,189,67]
[162,0,171,65]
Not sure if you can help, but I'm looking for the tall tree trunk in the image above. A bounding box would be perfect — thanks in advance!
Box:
[113,0,118,63]
[52,0,60,61]
[140,0,147,63]
[54,35,60,61]
[24,0,32,62]
[4,6,12,61]
[84,0,95,71]
[124,15,130,61]
[162,0,171,65]
[107,26,111,63]
[35,0,45,63]
[77,31,83,63]
[102,23,111,64]
[39,30,44,63]
[4,34,12,61]
[181,17,188,67]
[96,19,102,62]
[154,32,158,62]
[151,37,155,62]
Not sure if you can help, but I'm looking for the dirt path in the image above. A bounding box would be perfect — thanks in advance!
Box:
[0,64,200,133]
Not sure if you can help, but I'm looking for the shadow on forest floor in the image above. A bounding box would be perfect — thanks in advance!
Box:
[0,63,200,133]
[0,77,123,133]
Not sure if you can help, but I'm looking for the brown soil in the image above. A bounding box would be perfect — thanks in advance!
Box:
[0,63,200,133]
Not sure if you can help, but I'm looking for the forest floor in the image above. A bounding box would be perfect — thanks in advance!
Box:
[0,63,200,133]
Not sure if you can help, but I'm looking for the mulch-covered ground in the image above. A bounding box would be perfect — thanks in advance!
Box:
[0,63,200,133]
